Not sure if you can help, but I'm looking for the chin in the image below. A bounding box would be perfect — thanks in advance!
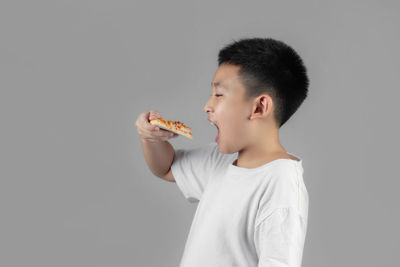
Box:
[217,142,237,154]
[216,142,225,153]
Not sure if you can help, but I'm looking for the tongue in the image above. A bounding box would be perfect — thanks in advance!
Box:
[215,131,219,142]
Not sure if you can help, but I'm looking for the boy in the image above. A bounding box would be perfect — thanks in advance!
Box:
[136,37,309,267]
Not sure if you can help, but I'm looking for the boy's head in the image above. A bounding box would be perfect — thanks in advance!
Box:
[204,37,309,153]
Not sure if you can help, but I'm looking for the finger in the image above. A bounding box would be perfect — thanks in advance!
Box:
[141,115,158,131]
[169,133,179,138]
[150,131,175,142]
[149,112,161,120]
[150,110,161,115]
[149,110,161,118]
[143,127,173,138]
[155,128,174,137]
[147,116,162,131]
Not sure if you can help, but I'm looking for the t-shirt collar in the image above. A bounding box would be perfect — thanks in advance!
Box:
[227,152,303,175]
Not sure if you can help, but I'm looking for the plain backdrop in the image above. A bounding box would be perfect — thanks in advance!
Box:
[1,0,399,266]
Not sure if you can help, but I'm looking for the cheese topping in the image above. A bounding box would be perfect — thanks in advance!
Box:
[157,118,191,133]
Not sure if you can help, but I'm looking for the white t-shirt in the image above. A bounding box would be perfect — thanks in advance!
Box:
[171,142,309,267]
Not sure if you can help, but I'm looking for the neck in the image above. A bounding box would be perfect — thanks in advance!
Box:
[235,127,289,168]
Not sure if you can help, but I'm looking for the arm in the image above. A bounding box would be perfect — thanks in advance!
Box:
[136,110,178,182]
[140,138,176,182]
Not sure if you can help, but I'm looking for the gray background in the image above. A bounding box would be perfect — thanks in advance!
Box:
[1,0,399,266]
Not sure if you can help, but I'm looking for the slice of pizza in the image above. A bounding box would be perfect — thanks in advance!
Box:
[150,117,193,139]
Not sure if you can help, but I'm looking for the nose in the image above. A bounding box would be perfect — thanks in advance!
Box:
[204,104,210,114]
[203,98,212,114]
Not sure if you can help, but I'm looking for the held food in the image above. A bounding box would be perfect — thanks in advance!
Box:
[150,117,193,139]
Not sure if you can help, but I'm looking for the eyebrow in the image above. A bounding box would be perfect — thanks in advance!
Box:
[211,82,226,89]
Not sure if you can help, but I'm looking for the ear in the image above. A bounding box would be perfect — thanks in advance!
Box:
[249,94,273,120]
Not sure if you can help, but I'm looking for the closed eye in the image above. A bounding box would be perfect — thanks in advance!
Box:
[214,94,223,97]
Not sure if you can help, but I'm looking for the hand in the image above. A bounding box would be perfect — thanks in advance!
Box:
[135,110,179,143]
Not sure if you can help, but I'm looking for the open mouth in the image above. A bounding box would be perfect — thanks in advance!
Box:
[210,121,220,142]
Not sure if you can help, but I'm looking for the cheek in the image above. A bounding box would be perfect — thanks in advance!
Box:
[217,99,248,135]
[222,111,247,137]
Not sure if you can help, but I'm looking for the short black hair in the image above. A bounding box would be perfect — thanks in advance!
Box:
[218,37,309,128]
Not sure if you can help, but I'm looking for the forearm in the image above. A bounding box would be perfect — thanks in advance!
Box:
[140,139,175,178]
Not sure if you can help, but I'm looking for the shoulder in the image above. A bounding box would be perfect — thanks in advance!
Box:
[266,161,302,189]
[256,161,307,221]
[262,163,300,204]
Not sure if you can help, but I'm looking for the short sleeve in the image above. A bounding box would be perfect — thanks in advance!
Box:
[171,142,219,203]
[254,207,308,267]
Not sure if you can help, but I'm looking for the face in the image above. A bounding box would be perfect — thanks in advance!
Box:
[203,64,252,154]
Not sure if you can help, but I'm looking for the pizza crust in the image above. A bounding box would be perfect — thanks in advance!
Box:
[150,119,193,139]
